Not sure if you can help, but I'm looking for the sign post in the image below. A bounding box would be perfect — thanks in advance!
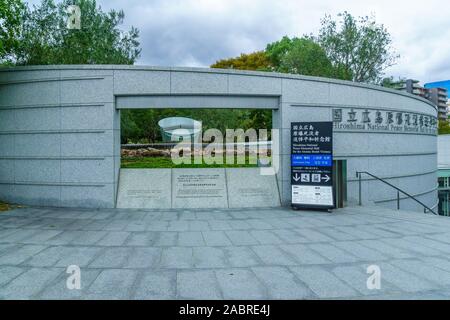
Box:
[291,122,334,210]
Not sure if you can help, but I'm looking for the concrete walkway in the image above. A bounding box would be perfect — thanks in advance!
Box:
[1,205,450,300]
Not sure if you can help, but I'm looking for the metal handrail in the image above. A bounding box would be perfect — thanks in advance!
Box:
[356,171,438,215]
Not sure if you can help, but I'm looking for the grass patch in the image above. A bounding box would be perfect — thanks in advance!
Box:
[0,201,10,212]
[0,201,23,212]
[121,156,269,168]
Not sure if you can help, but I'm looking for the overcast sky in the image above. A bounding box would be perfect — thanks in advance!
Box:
[27,0,450,83]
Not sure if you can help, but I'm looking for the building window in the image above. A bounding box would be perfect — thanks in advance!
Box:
[439,177,450,188]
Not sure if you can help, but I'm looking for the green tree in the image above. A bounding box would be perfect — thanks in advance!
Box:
[120,108,273,144]
[211,51,271,71]
[317,11,399,83]
[0,0,25,64]
[266,36,333,77]
[380,76,396,88]
[16,0,140,65]
[380,76,407,89]
[439,120,450,135]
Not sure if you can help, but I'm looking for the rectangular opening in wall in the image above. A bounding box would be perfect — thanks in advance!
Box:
[120,108,273,169]
[115,105,281,210]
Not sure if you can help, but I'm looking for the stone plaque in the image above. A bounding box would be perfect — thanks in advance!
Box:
[116,169,171,209]
[226,168,280,208]
[172,168,228,208]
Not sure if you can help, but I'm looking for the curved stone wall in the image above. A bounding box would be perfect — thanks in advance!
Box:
[0,66,438,211]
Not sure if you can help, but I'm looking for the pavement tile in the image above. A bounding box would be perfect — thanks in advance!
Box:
[245,219,273,230]
[251,245,298,266]
[96,232,130,246]
[279,244,330,265]
[425,233,450,244]
[403,236,450,254]
[177,270,222,299]
[331,265,398,296]
[188,221,210,231]
[332,241,388,261]
[355,225,399,238]
[146,221,169,231]
[0,229,41,243]
[421,257,450,272]
[193,247,228,268]
[178,232,205,247]
[0,266,26,286]
[0,229,24,241]
[154,232,178,246]
[134,270,176,299]
[70,231,108,245]
[333,226,379,240]
[22,230,63,244]
[290,266,358,298]
[168,221,190,232]
[270,229,308,244]
[39,269,101,300]
[250,230,283,245]
[315,227,357,241]
[308,243,360,263]
[0,243,18,255]
[294,228,334,243]
[89,248,131,268]
[202,231,232,246]
[380,238,442,256]
[44,231,86,245]
[208,220,232,231]
[376,224,418,236]
[125,232,159,246]
[215,269,267,299]
[85,269,138,299]
[225,231,258,246]
[0,244,47,265]
[160,247,193,269]
[103,219,130,231]
[124,247,161,268]
[358,239,416,259]
[54,246,103,268]
[252,266,313,299]
[0,268,64,299]
[373,262,436,293]
[124,221,148,232]
[227,220,252,230]
[223,246,261,267]
[390,259,450,286]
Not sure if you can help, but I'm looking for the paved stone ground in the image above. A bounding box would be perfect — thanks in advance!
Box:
[1,205,450,300]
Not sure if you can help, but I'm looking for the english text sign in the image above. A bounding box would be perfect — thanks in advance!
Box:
[291,122,334,209]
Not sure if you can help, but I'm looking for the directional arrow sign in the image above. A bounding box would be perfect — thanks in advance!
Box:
[291,121,334,210]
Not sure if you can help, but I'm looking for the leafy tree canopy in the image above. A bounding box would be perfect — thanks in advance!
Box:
[211,12,398,85]
[121,108,272,144]
[0,0,25,64]
[380,76,408,89]
[15,0,140,65]
[266,36,333,77]
[439,120,450,135]
[211,51,271,71]
[317,11,399,83]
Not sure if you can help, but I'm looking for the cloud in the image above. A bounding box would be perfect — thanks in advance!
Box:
[101,0,298,67]
[25,0,450,82]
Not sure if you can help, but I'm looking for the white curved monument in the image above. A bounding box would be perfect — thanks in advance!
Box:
[158,117,202,142]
